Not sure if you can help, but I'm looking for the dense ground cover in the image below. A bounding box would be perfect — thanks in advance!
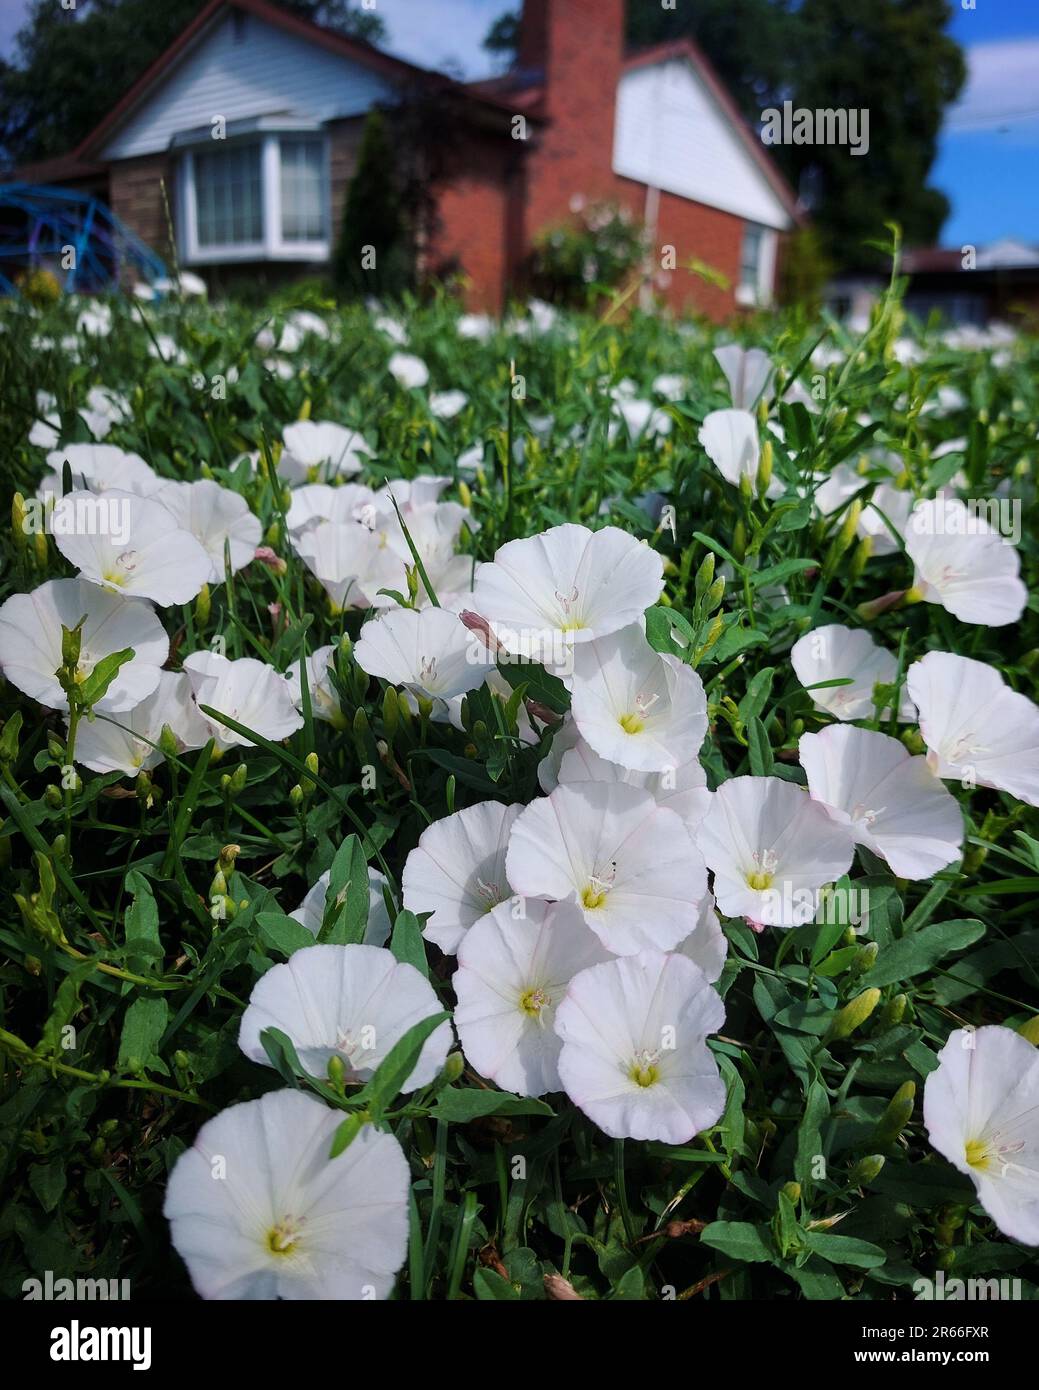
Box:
[0,275,1037,1302]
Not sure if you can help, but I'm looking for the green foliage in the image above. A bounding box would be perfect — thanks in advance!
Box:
[528,201,647,308]
[333,109,413,300]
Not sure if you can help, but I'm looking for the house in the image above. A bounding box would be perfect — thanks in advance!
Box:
[14,0,801,318]
[826,238,1039,328]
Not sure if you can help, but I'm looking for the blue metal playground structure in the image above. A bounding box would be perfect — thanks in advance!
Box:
[0,183,167,296]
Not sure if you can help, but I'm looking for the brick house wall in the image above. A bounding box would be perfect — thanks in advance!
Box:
[326,115,366,244]
[108,153,175,263]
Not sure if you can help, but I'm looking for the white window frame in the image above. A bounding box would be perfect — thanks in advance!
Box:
[735,223,777,308]
[178,130,330,265]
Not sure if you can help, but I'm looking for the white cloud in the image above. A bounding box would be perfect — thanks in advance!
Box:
[946,39,1039,136]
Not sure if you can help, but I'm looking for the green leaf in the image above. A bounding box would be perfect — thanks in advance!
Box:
[329,1109,370,1160]
[257,911,315,958]
[431,1089,554,1123]
[801,1232,886,1269]
[390,909,429,978]
[860,919,986,989]
[320,834,369,944]
[117,997,169,1075]
[78,647,134,709]
[699,1221,775,1264]
[356,1011,450,1120]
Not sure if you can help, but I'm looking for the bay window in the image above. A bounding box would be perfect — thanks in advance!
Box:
[177,124,329,264]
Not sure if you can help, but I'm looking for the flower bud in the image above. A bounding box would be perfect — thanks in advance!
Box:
[879,993,907,1029]
[848,534,872,583]
[825,987,880,1042]
[849,1154,885,1187]
[458,480,473,510]
[875,1080,915,1146]
[194,583,211,627]
[780,1181,801,1205]
[851,941,879,975]
[33,528,48,568]
[441,1051,465,1084]
[383,685,400,737]
[757,439,773,498]
[12,492,29,550]
[60,622,82,671]
[694,552,715,600]
[1017,1015,1039,1046]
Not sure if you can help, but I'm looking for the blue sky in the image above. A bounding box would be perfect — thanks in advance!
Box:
[1,0,1036,246]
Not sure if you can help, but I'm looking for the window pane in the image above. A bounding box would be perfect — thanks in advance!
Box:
[194,144,262,247]
[740,225,763,288]
[280,139,325,242]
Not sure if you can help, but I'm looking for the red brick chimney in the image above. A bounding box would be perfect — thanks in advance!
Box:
[518,0,626,242]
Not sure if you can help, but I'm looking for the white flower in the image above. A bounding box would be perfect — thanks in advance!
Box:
[288,310,330,340]
[289,866,393,946]
[457,444,485,475]
[77,303,112,337]
[284,645,346,728]
[506,781,707,955]
[906,651,1039,805]
[799,724,963,880]
[51,490,211,606]
[281,422,373,484]
[699,409,782,498]
[675,895,728,984]
[858,482,914,556]
[239,943,451,1088]
[469,524,663,665]
[555,738,711,837]
[148,333,188,365]
[403,800,521,955]
[156,480,262,581]
[713,344,774,409]
[457,314,494,342]
[374,313,408,344]
[924,1026,1039,1246]
[611,397,672,441]
[40,443,161,499]
[0,578,167,713]
[454,898,609,1096]
[163,1089,410,1299]
[554,950,726,1143]
[285,483,376,534]
[569,624,708,772]
[183,651,304,751]
[388,352,429,390]
[291,520,376,611]
[695,776,854,928]
[652,373,686,401]
[429,390,468,420]
[353,607,494,705]
[790,624,914,721]
[74,671,209,775]
[905,498,1026,626]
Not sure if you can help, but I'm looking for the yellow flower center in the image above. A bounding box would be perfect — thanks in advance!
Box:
[519,986,549,1018]
[619,712,644,735]
[965,1137,994,1172]
[582,884,607,909]
[265,1218,301,1257]
[630,1061,659,1088]
[746,869,774,891]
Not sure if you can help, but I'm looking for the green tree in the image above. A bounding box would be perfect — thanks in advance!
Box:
[0,0,386,167]
[333,108,412,300]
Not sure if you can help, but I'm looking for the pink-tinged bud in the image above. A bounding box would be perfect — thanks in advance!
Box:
[459,609,504,655]
[267,601,286,640]
[525,699,561,726]
[543,1273,583,1301]
[253,546,287,576]
[856,588,908,621]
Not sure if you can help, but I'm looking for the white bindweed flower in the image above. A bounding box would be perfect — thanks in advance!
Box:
[292,520,376,611]
[675,894,728,984]
[699,409,782,499]
[713,344,774,408]
[429,390,468,420]
[554,950,726,1143]
[289,866,392,946]
[353,607,494,705]
[156,480,262,581]
[790,623,914,721]
[454,898,609,1097]
[904,497,1026,626]
[404,800,522,954]
[555,740,711,838]
[859,482,914,556]
[183,651,304,751]
[695,776,855,928]
[40,443,161,499]
[457,314,494,342]
[924,1026,1039,1246]
[906,651,1039,805]
[286,483,377,534]
[238,943,451,1088]
[51,489,211,606]
[163,1089,409,1299]
[388,352,429,390]
[280,422,373,483]
[569,623,708,772]
[798,724,963,880]
[469,524,663,666]
[74,670,209,775]
[0,578,167,713]
[506,781,707,955]
[285,644,346,728]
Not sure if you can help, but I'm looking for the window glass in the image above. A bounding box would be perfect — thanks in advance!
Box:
[194,143,262,247]
[280,139,325,242]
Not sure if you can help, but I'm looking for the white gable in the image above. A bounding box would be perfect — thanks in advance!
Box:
[613,60,792,231]
[102,11,396,160]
